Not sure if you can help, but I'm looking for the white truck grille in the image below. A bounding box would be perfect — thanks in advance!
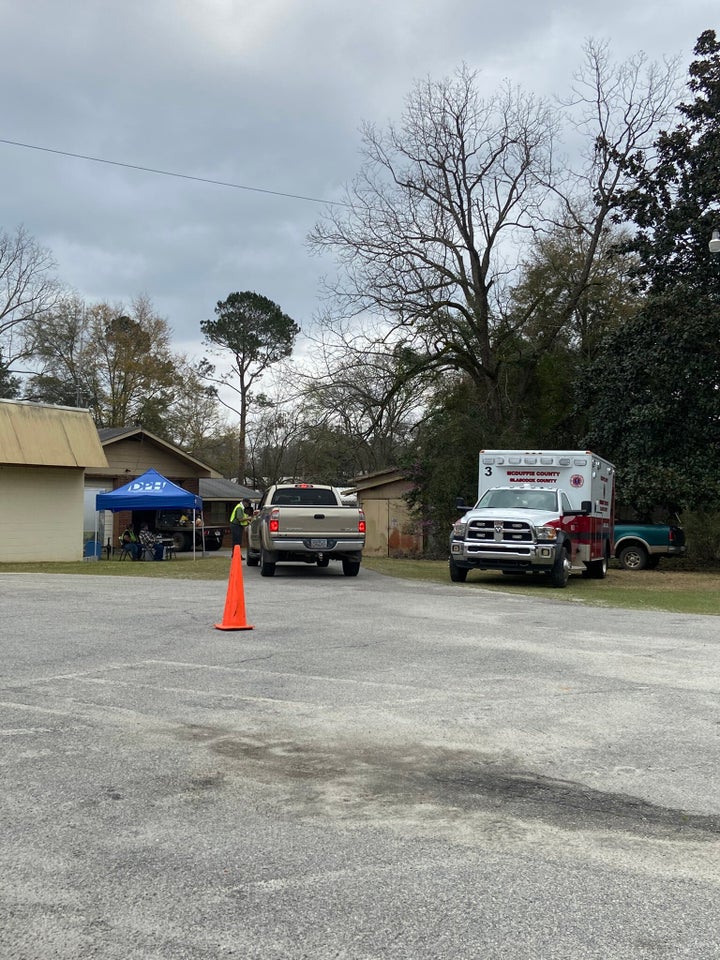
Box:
[466,519,534,544]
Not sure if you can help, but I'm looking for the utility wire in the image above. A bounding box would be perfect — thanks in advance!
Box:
[0,137,348,207]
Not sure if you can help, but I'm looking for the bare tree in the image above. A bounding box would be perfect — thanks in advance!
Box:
[548,39,679,302]
[309,48,679,436]
[161,357,229,452]
[23,293,90,405]
[245,401,307,488]
[298,321,433,474]
[1,224,62,368]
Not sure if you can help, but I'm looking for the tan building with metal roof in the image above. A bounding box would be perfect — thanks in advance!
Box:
[0,400,108,562]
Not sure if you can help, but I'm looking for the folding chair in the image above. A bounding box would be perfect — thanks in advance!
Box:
[118,539,134,560]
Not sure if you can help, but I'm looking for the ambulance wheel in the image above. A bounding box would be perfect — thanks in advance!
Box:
[449,559,468,583]
[549,548,571,588]
[618,544,648,571]
[584,556,608,579]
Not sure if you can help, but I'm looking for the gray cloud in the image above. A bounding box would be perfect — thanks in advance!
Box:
[1,0,715,362]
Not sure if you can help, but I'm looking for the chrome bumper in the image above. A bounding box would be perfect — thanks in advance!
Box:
[450,540,557,568]
[267,537,365,554]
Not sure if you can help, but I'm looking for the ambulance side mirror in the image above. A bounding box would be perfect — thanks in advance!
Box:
[580,500,592,514]
[455,497,470,513]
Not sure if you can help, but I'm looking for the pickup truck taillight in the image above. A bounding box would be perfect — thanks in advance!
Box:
[358,510,366,534]
[269,508,280,533]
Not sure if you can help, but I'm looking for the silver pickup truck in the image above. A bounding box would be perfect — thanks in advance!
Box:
[247,483,366,577]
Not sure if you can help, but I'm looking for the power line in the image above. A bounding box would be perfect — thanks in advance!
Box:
[0,137,347,207]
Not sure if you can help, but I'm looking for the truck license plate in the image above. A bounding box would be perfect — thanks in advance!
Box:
[310,539,328,549]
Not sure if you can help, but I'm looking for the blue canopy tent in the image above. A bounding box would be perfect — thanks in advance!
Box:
[95,468,203,559]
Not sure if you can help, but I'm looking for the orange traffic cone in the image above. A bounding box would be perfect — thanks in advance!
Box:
[214,545,254,631]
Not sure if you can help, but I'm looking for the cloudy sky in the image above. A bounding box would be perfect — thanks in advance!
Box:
[1,0,717,368]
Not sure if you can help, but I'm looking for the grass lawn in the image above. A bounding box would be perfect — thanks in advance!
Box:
[362,557,720,616]
[1,555,718,616]
[0,556,233,581]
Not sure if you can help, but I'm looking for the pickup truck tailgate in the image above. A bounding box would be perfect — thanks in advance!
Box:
[273,507,360,537]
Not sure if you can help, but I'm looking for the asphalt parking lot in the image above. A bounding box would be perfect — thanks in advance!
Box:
[2,564,720,959]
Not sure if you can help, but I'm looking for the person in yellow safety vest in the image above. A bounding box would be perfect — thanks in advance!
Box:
[229,501,248,551]
[121,525,141,560]
[230,499,255,553]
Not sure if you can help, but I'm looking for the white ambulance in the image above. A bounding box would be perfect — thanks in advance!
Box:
[449,449,615,587]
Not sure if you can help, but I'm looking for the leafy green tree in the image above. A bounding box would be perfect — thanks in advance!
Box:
[605,30,720,294]
[25,294,178,427]
[94,301,177,428]
[200,291,299,482]
[402,374,487,557]
[0,348,20,398]
[506,219,640,442]
[585,287,720,513]
[584,31,720,511]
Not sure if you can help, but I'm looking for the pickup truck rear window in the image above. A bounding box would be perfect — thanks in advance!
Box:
[271,489,338,506]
